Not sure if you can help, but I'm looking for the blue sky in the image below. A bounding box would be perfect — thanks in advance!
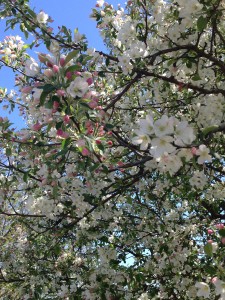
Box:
[0,0,123,128]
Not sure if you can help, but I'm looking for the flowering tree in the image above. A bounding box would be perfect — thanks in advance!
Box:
[0,0,225,298]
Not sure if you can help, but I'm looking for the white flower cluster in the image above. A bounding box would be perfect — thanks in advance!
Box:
[0,35,25,66]
[132,114,197,174]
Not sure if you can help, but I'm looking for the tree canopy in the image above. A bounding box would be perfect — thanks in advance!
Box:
[0,0,225,299]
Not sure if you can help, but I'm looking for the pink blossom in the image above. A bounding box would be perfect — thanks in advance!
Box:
[66,72,72,79]
[47,61,53,68]
[53,65,59,73]
[207,229,214,235]
[60,57,66,67]
[41,178,48,186]
[56,129,69,139]
[44,69,54,78]
[86,78,93,85]
[76,139,86,147]
[38,53,46,63]
[63,115,70,124]
[221,238,225,244]
[89,100,98,109]
[21,86,33,93]
[53,101,60,110]
[85,121,92,129]
[211,277,218,284]
[47,27,53,33]
[191,147,197,155]
[82,148,90,156]
[216,223,224,230]
[32,122,42,131]
[57,89,65,97]
[87,128,94,134]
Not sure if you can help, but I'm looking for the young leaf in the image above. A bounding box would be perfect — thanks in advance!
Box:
[197,16,208,31]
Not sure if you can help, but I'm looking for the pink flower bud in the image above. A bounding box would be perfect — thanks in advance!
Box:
[32,122,42,131]
[63,115,70,124]
[216,223,224,230]
[47,27,53,33]
[57,89,65,97]
[66,72,72,79]
[44,69,54,78]
[76,139,86,147]
[207,229,214,234]
[89,101,98,109]
[211,277,218,284]
[107,140,113,146]
[191,147,197,155]
[74,71,81,76]
[85,121,92,128]
[222,238,225,244]
[47,61,53,68]
[86,78,93,85]
[56,129,69,139]
[21,86,33,93]
[53,65,60,73]
[87,128,94,134]
[60,57,66,67]
[207,239,213,244]
[82,148,90,156]
[41,178,48,186]
[38,53,46,63]
[96,140,101,145]
[53,101,60,110]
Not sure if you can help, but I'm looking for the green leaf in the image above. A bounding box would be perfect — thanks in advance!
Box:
[11,8,16,15]
[45,98,55,109]
[97,143,105,152]
[97,71,105,77]
[192,73,201,81]
[64,65,81,74]
[23,172,29,183]
[64,50,79,65]
[219,229,225,237]
[205,265,216,276]
[5,148,11,156]
[39,91,49,106]
[202,125,218,137]
[105,123,114,130]
[204,243,213,257]
[90,163,100,172]
[197,16,208,32]
[80,101,90,109]
[42,84,56,93]
[61,138,71,150]
[56,121,63,130]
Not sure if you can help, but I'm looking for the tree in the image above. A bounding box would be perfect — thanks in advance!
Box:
[0,0,225,298]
